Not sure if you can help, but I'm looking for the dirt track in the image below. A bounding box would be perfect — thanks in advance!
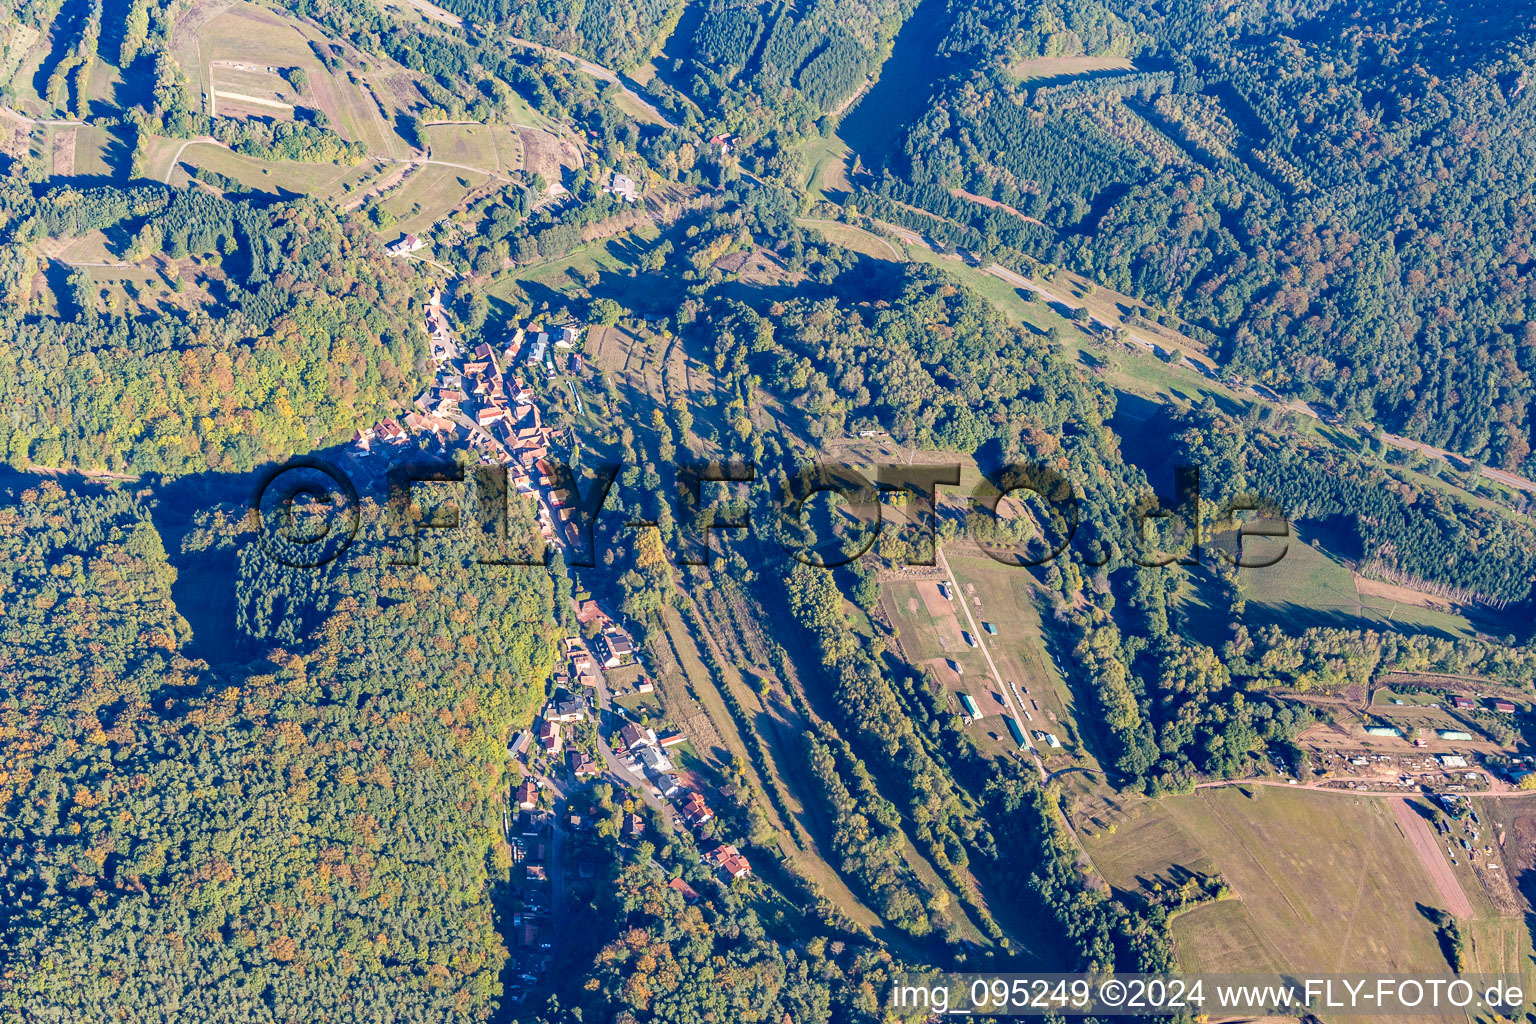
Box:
[1390,797,1474,918]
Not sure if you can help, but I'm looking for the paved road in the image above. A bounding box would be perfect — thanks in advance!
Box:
[591,671,672,817]
[890,225,1536,499]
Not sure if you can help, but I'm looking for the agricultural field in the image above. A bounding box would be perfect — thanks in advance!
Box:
[66,124,121,177]
[172,141,373,198]
[422,122,525,175]
[1084,786,1534,996]
[171,0,415,158]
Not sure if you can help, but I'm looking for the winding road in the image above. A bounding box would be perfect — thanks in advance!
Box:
[886,224,1536,498]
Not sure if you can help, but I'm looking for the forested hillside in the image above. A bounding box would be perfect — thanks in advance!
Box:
[0,185,425,475]
[444,0,685,67]
[866,0,1536,472]
[0,485,557,1020]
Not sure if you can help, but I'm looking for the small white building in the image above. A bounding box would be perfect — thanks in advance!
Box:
[388,233,426,257]
[606,172,638,203]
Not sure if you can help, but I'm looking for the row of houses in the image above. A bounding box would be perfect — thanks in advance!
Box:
[1452,695,1519,714]
[356,302,594,552]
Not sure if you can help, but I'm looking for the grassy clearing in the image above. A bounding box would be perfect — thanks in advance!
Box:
[70,124,118,177]
[492,225,660,303]
[1087,787,1462,976]
[1009,55,1136,82]
[138,135,190,182]
[1231,525,1479,639]
[376,163,494,233]
[174,141,366,197]
[422,122,524,174]
[35,230,119,263]
[798,218,901,261]
[801,133,854,200]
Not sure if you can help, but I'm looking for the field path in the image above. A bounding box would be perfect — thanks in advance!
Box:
[1391,797,1474,918]
[0,105,84,126]
[162,137,225,184]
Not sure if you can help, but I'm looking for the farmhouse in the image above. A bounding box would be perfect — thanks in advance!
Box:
[388,233,426,256]
[1453,696,1476,710]
[1494,699,1517,713]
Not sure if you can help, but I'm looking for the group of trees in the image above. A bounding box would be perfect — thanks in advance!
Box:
[521,815,917,1024]
[1228,624,1536,694]
[1167,402,1536,608]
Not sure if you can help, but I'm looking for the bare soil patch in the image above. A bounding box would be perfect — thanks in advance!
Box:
[1392,798,1474,918]
[50,128,75,176]
[1354,574,1457,612]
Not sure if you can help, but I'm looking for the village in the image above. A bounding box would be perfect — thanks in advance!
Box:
[343,289,589,553]
[494,588,755,1005]
[340,290,752,1006]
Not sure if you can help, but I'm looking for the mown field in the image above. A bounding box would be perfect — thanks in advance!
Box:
[798,218,902,261]
[1169,523,1484,642]
[1086,787,1463,975]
